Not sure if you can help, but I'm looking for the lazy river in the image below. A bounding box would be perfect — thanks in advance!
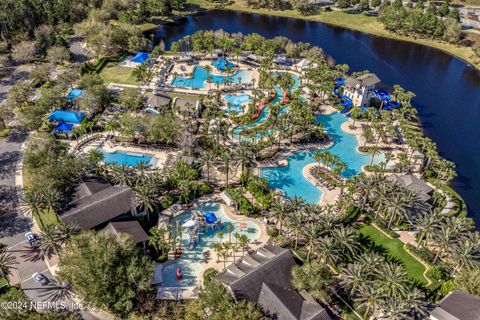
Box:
[156,10,480,226]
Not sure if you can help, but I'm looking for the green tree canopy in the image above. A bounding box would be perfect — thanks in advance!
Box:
[57,232,155,317]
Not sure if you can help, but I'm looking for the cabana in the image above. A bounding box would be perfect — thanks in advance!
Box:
[66,88,85,100]
[211,56,235,71]
[127,52,150,67]
[54,123,74,132]
[48,109,86,124]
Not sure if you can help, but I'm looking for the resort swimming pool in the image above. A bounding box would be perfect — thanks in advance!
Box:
[162,202,260,287]
[224,94,251,113]
[99,148,158,167]
[171,66,253,89]
[261,112,384,203]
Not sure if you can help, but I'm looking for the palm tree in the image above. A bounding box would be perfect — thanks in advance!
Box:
[56,222,79,242]
[415,210,443,247]
[133,183,158,219]
[218,151,236,187]
[23,190,46,229]
[236,142,253,175]
[270,196,289,232]
[134,162,151,179]
[368,146,381,166]
[449,234,480,274]
[302,223,321,262]
[39,225,63,257]
[41,188,61,219]
[375,262,409,299]
[340,262,368,297]
[86,149,104,173]
[433,223,455,263]
[286,210,304,250]
[110,164,135,186]
[0,247,17,286]
[332,225,359,257]
[356,284,384,318]
[199,150,215,182]
[382,297,408,320]
[314,236,340,266]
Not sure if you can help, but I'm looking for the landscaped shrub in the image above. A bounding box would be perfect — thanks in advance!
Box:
[160,195,176,210]
[158,255,168,263]
[426,265,446,282]
[225,188,257,215]
[338,205,360,223]
[266,226,279,238]
[198,182,214,196]
[203,268,217,284]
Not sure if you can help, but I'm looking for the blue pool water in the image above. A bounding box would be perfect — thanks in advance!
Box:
[100,148,158,167]
[224,94,251,113]
[171,66,252,89]
[162,202,260,287]
[261,112,383,203]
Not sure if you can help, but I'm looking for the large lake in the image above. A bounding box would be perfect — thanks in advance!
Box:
[156,10,480,226]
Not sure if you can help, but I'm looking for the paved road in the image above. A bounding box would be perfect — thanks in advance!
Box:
[0,130,78,311]
[0,65,34,104]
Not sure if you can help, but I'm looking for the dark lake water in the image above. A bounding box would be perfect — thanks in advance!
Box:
[156,10,480,226]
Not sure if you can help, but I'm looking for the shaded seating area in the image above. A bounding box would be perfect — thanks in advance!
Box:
[130,52,150,66]
[212,55,235,71]
[48,109,85,124]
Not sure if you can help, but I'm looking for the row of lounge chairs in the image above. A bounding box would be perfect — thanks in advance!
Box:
[309,166,338,191]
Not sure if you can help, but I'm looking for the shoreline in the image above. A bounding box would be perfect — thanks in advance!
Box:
[180,2,479,70]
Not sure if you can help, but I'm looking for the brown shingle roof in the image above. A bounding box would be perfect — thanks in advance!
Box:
[104,221,149,243]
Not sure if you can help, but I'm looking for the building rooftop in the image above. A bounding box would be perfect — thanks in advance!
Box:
[147,93,171,108]
[345,73,381,88]
[386,174,434,196]
[216,245,332,320]
[103,221,149,243]
[60,178,133,229]
[430,291,480,320]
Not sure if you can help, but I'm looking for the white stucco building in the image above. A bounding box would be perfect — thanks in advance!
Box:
[343,73,381,107]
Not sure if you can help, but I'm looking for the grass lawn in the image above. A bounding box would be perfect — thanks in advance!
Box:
[358,224,428,285]
[34,209,60,230]
[0,128,11,138]
[100,63,139,85]
[187,0,479,69]
[0,277,7,288]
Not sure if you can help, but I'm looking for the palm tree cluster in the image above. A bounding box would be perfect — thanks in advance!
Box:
[352,174,429,228]
[415,212,480,274]
[213,231,250,270]
[271,196,359,263]
[314,150,347,177]
[339,252,427,319]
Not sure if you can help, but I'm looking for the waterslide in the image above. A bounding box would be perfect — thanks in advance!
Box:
[231,72,299,141]
[370,89,400,110]
[333,78,353,114]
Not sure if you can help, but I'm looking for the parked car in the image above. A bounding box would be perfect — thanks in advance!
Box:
[24,232,37,247]
[32,272,49,286]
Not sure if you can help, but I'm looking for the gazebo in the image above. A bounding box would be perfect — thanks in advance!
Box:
[211,55,235,71]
